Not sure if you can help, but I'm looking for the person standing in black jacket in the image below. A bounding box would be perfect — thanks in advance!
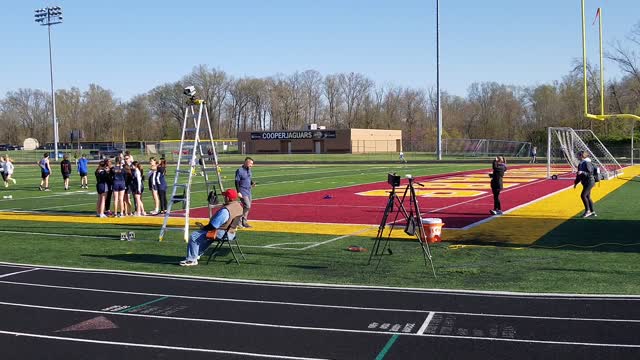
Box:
[489,156,507,215]
[574,151,598,218]
[60,154,72,190]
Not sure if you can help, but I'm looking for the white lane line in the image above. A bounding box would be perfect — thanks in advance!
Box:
[0,230,116,241]
[299,227,377,250]
[1,303,639,348]
[416,312,435,335]
[0,268,38,279]
[4,261,640,300]
[2,280,640,323]
[0,280,430,314]
[0,301,408,335]
[0,330,329,360]
[1,191,89,202]
[33,201,96,211]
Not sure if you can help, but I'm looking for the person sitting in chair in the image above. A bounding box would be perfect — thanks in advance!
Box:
[179,189,244,266]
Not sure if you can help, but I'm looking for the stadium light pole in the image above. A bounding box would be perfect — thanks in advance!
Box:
[34,6,63,161]
[436,0,443,160]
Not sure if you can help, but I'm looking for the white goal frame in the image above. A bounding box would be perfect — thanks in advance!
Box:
[546,127,623,180]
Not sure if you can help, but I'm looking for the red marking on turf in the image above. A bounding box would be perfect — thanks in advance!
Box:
[187,167,573,229]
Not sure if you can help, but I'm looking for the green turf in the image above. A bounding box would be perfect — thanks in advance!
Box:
[1,162,639,294]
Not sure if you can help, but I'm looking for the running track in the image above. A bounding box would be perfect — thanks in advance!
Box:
[2,263,639,359]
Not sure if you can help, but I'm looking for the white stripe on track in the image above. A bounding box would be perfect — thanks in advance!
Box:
[416,312,435,335]
[3,262,640,300]
[0,330,330,360]
[0,268,38,279]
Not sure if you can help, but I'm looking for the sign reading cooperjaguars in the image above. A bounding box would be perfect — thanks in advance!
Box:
[251,131,337,141]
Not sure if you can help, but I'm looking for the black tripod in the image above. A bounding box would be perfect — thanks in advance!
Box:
[368,176,436,277]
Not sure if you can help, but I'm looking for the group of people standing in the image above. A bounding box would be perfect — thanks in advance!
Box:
[38,152,89,191]
[94,153,168,218]
[34,152,257,226]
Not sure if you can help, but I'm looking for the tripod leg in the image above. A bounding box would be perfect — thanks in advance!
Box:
[409,180,437,278]
[369,191,395,265]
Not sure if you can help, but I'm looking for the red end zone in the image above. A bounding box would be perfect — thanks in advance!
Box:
[188,166,573,229]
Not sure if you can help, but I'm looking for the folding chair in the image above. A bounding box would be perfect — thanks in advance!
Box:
[205,215,246,264]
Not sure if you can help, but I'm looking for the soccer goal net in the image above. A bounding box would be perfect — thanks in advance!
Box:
[547,127,623,180]
[443,138,531,157]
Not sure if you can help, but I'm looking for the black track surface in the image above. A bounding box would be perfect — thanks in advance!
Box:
[1,263,639,359]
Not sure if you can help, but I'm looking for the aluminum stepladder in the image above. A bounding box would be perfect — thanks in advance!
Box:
[159,98,225,242]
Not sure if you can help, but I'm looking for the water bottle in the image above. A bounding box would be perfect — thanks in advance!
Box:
[2,195,12,199]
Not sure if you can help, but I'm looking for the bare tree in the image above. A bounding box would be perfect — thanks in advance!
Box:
[300,70,323,124]
[3,88,50,141]
[81,84,120,141]
[323,74,342,128]
[147,82,186,138]
[338,72,373,128]
[183,65,229,137]
[227,77,253,135]
[268,76,296,130]
[55,87,83,143]
[124,94,157,142]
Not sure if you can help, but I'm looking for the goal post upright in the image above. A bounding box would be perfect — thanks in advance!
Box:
[580,0,640,122]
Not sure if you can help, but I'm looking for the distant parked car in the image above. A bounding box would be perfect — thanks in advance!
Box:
[98,147,121,159]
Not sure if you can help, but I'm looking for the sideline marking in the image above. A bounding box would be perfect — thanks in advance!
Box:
[416,312,435,335]
[375,334,399,360]
[0,330,329,360]
[34,201,96,211]
[300,226,376,250]
[0,230,116,241]
[0,268,38,279]
[119,296,170,313]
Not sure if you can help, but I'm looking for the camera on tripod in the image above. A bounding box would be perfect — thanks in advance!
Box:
[387,173,401,187]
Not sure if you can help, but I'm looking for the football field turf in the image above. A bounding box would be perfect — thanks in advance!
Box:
[0,162,638,294]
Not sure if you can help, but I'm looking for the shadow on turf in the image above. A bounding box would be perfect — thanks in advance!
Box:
[83,250,243,265]
[449,218,640,253]
[83,253,182,265]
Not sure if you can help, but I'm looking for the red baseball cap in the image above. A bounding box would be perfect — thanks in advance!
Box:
[222,189,238,201]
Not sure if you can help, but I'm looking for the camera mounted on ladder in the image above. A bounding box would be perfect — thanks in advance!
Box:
[183,85,204,105]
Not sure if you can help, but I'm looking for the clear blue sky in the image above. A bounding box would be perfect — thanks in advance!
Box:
[2,0,638,101]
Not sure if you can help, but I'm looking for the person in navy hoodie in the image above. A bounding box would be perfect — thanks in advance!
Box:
[155,158,168,214]
[111,155,127,217]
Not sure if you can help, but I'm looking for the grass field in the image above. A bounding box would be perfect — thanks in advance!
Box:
[0,161,638,295]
